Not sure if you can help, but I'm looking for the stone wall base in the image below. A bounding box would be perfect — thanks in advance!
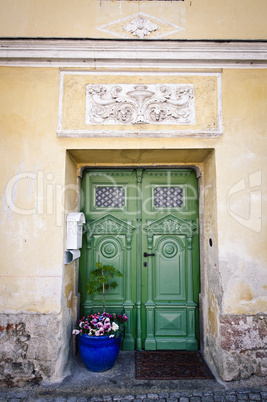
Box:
[0,312,68,386]
[217,315,267,381]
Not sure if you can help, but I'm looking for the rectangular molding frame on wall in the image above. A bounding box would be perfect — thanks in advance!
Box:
[57,71,223,138]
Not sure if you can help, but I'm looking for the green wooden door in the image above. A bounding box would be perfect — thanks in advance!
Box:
[79,168,199,351]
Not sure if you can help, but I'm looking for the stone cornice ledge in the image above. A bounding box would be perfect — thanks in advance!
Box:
[0,39,267,68]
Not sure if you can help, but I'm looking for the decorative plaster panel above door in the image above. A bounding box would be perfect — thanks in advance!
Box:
[57,71,222,138]
[86,84,195,125]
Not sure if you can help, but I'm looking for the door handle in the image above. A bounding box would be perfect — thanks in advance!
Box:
[144,252,155,257]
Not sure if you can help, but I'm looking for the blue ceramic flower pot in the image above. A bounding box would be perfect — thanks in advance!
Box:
[78,333,122,372]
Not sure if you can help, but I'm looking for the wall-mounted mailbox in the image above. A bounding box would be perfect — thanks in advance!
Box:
[64,249,81,265]
[66,212,86,250]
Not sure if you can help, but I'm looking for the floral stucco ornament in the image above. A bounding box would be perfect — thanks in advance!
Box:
[123,15,158,39]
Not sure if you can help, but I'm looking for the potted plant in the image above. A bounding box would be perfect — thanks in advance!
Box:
[72,262,128,372]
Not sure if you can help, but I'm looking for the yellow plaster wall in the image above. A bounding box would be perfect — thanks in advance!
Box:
[0,0,266,40]
[218,69,267,315]
[0,67,64,313]
[63,152,79,311]
[0,66,266,317]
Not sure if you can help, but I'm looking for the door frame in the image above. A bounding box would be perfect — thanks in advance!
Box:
[75,163,205,352]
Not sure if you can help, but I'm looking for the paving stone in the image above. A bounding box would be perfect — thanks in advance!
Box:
[192,392,203,397]
[179,398,189,402]
[158,393,169,399]
[30,399,47,402]
[67,398,78,402]
[135,396,147,400]
[7,399,21,402]
[147,394,158,399]
[249,393,261,401]
[225,395,237,401]
[169,393,180,398]
[123,396,135,401]
[190,397,201,402]
[262,392,267,398]
[13,392,28,398]
[202,397,215,402]
[214,391,225,397]
[214,395,225,402]
[56,398,68,402]
[141,400,156,402]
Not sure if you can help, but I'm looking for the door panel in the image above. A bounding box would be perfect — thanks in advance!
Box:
[141,169,199,350]
[154,236,186,301]
[80,168,199,351]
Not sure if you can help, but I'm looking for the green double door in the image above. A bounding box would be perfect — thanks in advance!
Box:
[79,168,200,351]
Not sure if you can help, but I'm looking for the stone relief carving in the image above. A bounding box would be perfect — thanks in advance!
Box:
[86,84,195,125]
[123,15,158,39]
[144,214,197,236]
[86,214,135,237]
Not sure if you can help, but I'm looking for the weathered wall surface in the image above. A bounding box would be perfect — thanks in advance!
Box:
[0,67,72,384]
[0,0,266,40]
[0,0,266,385]
[0,314,61,386]
[0,65,266,383]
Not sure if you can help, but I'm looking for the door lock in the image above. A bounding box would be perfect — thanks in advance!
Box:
[144,252,155,257]
[143,262,147,267]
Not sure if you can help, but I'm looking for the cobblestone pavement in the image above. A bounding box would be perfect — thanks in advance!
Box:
[0,352,266,401]
[0,388,267,401]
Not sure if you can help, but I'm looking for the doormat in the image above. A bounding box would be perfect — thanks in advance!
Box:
[135,351,214,380]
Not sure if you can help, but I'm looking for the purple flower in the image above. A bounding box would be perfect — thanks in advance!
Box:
[103,323,111,332]
[96,328,104,336]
